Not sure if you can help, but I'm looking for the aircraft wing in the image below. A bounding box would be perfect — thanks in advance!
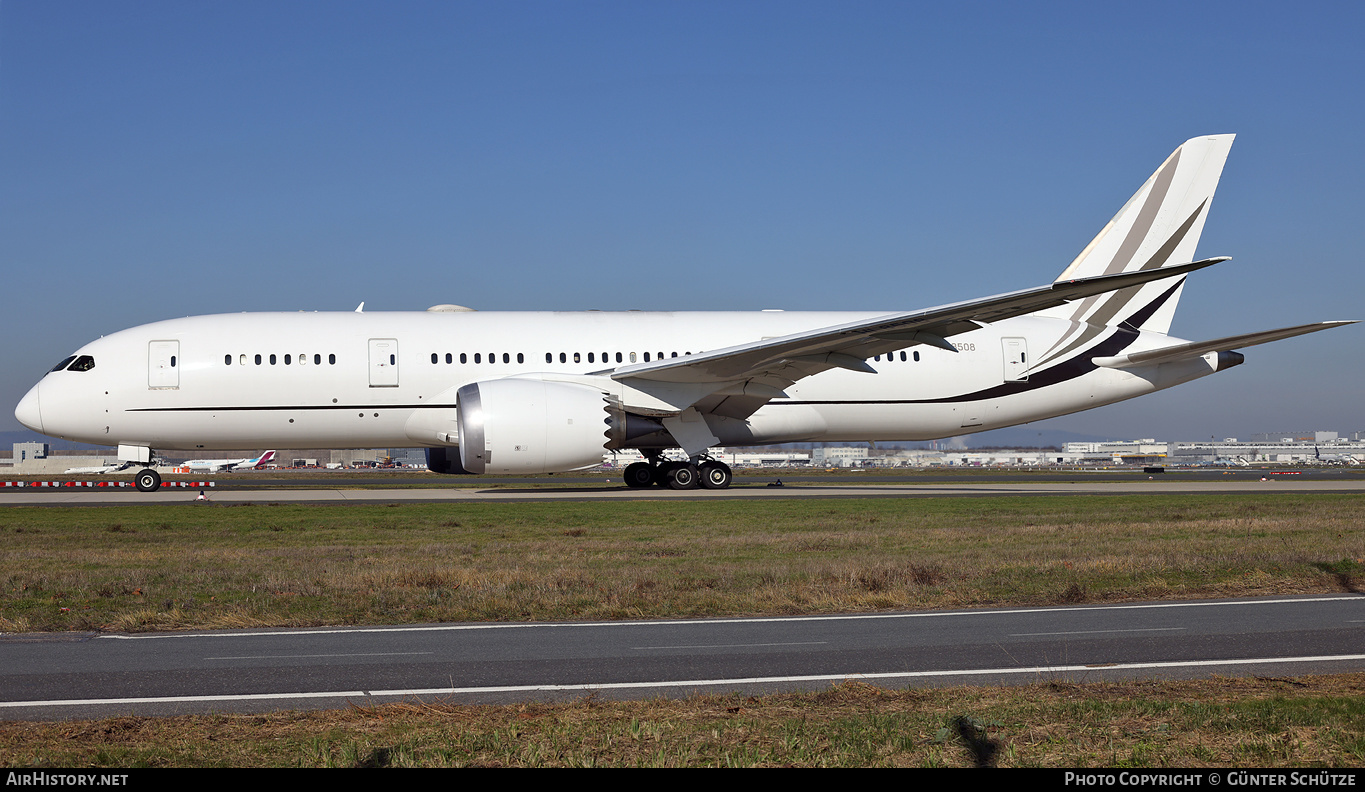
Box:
[608,258,1225,421]
[1091,321,1357,369]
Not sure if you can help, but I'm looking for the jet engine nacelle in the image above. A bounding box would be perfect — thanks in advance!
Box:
[425,447,473,475]
[456,378,609,474]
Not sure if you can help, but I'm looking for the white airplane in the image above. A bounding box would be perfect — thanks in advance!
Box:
[1313,447,1358,466]
[183,450,276,473]
[12,135,1356,492]
[63,461,132,475]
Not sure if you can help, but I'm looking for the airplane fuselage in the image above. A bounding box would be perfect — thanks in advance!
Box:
[19,309,1226,454]
[15,135,1352,491]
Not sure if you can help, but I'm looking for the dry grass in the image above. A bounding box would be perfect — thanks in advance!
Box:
[2,494,1363,632]
[2,674,1363,767]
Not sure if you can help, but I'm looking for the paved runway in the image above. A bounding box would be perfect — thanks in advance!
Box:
[3,594,1362,720]
[3,477,1364,504]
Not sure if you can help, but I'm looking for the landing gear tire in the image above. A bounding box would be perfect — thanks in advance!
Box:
[135,469,161,492]
[624,462,655,488]
[663,463,699,490]
[698,461,732,489]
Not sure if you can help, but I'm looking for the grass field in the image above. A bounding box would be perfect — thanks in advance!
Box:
[2,493,1362,632]
[3,676,1363,767]
[2,492,1363,767]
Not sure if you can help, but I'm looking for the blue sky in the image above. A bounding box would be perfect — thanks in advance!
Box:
[2,1,1361,440]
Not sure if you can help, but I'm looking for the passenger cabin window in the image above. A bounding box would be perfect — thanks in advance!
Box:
[224,354,232,366]
[314,354,322,365]
[329,354,336,365]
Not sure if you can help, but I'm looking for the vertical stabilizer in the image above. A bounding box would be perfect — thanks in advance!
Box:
[1037,135,1234,342]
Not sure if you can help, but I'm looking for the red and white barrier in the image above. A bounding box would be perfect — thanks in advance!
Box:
[1,481,215,489]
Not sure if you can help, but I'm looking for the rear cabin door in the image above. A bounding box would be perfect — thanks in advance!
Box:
[1002,337,1029,382]
[148,340,180,389]
[368,339,399,387]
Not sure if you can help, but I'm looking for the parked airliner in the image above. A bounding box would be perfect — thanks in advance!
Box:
[13,135,1355,491]
[184,450,276,473]
[62,462,131,475]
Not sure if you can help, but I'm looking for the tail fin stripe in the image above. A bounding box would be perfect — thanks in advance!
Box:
[1037,134,1235,339]
[1041,197,1212,366]
[1062,188,1202,331]
[1098,147,1183,278]
[1084,201,1209,328]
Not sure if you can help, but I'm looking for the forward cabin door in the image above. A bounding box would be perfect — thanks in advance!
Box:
[148,340,180,389]
[368,339,399,387]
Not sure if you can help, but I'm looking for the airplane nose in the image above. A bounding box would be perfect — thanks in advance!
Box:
[15,382,42,433]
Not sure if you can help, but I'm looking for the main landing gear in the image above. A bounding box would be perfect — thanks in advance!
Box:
[623,456,733,490]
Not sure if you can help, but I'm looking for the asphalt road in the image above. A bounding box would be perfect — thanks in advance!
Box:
[3,595,1362,721]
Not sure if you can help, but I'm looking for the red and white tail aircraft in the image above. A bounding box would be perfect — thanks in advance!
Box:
[14,135,1355,491]
[184,450,276,473]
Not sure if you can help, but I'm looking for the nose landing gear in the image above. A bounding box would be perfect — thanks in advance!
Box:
[118,446,162,492]
[134,468,162,492]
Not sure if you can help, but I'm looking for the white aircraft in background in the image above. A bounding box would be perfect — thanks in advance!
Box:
[13,135,1356,492]
[1313,447,1358,466]
[63,461,132,475]
[183,450,276,473]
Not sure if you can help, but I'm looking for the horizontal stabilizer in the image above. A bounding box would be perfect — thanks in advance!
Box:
[1092,321,1357,368]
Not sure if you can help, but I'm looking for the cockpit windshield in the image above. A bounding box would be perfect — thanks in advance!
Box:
[53,355,96,372]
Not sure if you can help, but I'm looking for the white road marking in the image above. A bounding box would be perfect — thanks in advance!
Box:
[205,652,435,660]
[631,642,829,650]
[1009,628,1186,637]
[92,595,1365,641]
[5,654,1365,710]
